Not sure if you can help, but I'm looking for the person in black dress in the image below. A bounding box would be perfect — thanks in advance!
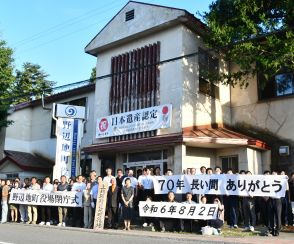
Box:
[121,178,134,230]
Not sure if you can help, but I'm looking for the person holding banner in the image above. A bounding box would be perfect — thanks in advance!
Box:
[57,175,68,227]
[242,171,256,232]
[267,171,282,236]
[9,180,20,223]
[1,180,9,224]
[208,197,224,233]
[27,177,40,225]
[121,178,134,231]
[71,175,86,227]
[159,191,180,232]
[181,192,196,232]
[138,168,154,203]
[39,176,54,226]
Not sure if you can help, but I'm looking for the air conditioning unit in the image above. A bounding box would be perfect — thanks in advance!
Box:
[279,146,290,156]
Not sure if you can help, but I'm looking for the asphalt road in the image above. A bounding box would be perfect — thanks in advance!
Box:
[0,223,208,244]
[0,223,293,244]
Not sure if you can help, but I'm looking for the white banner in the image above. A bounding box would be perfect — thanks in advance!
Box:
[96,104,172,138]
[53,118,83,179]
[139,201,218,220]
[9,189,83,207]
[153,174,288,197]
[55,104,86,119]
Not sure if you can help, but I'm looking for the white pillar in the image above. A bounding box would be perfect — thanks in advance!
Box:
[174,144,186,174]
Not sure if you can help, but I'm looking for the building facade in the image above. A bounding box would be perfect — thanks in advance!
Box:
[231,67,294,173]
[83,1,270,177]
[1,84,95,179]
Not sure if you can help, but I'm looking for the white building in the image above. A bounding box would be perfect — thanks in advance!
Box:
[83,1,270,176]
[1,84,95,179]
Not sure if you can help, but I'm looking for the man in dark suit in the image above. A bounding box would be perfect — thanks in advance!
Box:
[107,178,119,229]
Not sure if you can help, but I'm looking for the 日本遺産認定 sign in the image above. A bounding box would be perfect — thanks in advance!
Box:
[96,104,172,138]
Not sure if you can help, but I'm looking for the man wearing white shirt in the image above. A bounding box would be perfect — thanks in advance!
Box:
[122,170,138,188]
[71,175,86,227]
[138,168,154,201]
[103,168,115,187]
[26,177,40,225]
[39,176,54,226]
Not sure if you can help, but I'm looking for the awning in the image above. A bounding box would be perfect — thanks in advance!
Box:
[82,124,269,153]
[83,133,183,153]
[183,125,270,150]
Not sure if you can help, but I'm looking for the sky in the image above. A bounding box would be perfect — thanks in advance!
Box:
[0,0,214,87]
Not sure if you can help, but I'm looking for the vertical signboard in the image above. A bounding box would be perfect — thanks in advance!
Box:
[53,104,85,180]
[93,182,108,230]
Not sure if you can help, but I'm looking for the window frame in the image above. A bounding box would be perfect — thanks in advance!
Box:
[220,155,239,173]
[198,47,220,99]
[258,71,294,101]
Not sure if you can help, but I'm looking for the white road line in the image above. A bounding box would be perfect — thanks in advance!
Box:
[0,242,14,244]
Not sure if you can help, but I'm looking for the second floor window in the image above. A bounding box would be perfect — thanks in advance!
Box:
[198,47,220,99]
[258,72,294,100]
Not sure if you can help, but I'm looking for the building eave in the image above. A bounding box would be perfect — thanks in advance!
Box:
[13,83,95,112]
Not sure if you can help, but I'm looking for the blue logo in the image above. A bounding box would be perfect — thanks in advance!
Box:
[65,106,77,117]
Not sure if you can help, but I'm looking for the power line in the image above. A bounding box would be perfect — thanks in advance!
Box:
[0,49,205,105]
[13,0,124,48]
[2,26,292,105]
[18,16,113,54]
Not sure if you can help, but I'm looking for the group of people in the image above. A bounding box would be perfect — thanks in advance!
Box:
[0,166,293,237]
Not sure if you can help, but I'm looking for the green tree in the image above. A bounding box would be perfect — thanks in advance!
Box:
[202,0,294,87]
[0,40,14,129]
[12,62,55,103]
[89,67,96,83]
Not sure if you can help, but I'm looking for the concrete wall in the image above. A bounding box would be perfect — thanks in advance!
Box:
[231,72,294,140]
[93,25,184,144]
[181,26,231,128]
[215,146,265,174]
[86,2,186,53]
[184,146,216,171]
[230,64,294,172]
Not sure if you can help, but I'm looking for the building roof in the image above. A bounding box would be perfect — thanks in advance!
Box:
[0,150,54,173]
[82,124,269,153]
[85,1,207,56]
[13,83,95,112]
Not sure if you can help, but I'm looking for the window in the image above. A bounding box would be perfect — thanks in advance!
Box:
[127,150,166,162]
[50,118,57,138]
[125,9,134,21]
[221,155,238,173]
[258,72,294,100]
[81,158,92,178]
[198,48,220,99]
[6,173,19,179]
[67,97,87,107]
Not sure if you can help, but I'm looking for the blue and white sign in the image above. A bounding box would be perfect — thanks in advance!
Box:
[55,104,86,119]
[53,118,83,179]
[53,103,85,180]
